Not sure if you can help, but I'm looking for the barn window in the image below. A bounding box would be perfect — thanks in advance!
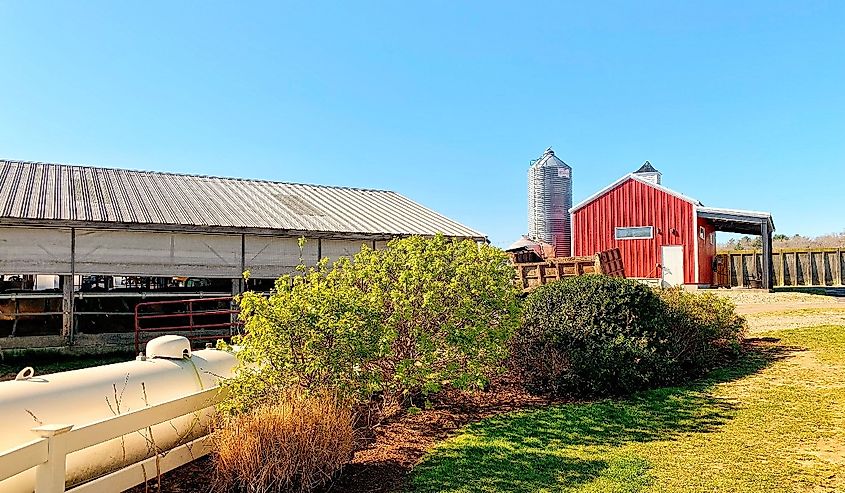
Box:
[615,226,653,240]
[699,226,706,240]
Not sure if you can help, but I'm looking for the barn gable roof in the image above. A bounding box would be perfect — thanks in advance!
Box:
[0,159,486,240]
[569,173,701,213]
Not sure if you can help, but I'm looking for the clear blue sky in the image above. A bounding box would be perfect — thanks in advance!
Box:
[1,1,842,247]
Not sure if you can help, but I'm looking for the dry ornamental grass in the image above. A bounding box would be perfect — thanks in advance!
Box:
[212,390,355,493]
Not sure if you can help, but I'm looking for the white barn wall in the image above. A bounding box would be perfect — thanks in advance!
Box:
[74,229,243,277]
[0,226,72,274]
[320,239,371,263]
[0,226,393,279]
[244,236,318,278]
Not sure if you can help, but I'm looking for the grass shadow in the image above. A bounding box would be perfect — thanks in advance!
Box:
[412,444,613,493]
[773,286,845,297]
[409,340,796,492]
[0,350,132,381]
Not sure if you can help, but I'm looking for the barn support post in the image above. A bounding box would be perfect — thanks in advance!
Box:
[61,276,73,339]
[235,233,246,294]
[61,228,76,342]
[761,221,773,291]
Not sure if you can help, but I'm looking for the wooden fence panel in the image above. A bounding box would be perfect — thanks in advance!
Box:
[780,252,790,286]
[722,248,845,287]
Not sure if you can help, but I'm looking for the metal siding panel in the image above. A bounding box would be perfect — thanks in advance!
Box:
[572,178,695,282]
[74,229,242,277]
[0,226,73,274]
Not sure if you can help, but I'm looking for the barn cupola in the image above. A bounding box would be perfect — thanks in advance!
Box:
[634,161,661,185]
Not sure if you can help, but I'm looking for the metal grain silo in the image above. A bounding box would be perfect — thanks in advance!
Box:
[528,147,572,257]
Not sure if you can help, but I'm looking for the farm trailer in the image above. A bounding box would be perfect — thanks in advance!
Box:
[513,248,625,292]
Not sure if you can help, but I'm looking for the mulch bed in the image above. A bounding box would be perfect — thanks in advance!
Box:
[128,375,560,493]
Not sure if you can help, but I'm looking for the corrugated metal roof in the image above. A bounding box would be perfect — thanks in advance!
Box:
[0,160,485,240]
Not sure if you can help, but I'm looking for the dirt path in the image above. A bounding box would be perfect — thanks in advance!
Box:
[722,291,845,334]
[737,302,845,315]
[743,308,845,334]
[717,291,845,328]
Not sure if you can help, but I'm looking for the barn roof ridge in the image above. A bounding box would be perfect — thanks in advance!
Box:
[0,158,395,193]
[569,173,701,213]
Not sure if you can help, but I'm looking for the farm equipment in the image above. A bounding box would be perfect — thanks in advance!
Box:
[511,248,625,292]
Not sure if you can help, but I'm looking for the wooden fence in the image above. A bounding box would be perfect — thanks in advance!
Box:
[721,249,845,287]
[0,386,223,493]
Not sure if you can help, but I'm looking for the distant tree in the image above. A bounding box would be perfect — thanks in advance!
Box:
[720,230,845,251]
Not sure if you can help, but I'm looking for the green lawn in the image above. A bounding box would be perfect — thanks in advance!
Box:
[410,325,845,492]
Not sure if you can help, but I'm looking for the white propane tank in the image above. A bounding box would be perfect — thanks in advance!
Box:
[0,336,237,492]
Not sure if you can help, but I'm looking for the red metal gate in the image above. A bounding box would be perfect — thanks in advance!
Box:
[134,296,241,353]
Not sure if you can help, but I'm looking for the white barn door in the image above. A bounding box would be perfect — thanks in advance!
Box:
[661,245,684,287]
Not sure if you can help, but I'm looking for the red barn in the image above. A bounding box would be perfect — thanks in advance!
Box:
[571,162,775,288]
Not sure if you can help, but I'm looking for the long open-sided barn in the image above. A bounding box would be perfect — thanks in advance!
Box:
[0,159,484,350]
[571,162,775,289]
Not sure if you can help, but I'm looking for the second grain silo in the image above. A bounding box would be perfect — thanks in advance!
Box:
[528,147,572,257]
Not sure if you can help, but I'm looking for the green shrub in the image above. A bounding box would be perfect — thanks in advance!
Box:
[512,275,672,396]
[222,235,521,414]
[659,288,746,374]
[512,276,749,398]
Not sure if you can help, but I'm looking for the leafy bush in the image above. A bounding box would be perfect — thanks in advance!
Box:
[212,390,354,493]
[659,288,746,373]
[512,275,749,397]
[512,275,671,396]
[223,234,521,413]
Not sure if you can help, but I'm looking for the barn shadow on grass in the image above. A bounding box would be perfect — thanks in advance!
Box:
[407,340,797,493]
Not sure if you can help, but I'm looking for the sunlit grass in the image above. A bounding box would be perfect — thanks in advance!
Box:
[410,325,845,492]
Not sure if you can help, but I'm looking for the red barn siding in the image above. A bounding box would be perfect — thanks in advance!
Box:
[697,216,717,285]
[572,178,697,284]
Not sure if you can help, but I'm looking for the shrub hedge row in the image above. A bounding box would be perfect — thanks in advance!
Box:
[215,238,748,492]
[512,275,746,396]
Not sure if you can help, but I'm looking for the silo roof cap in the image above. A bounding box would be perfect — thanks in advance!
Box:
[530,147,571,169]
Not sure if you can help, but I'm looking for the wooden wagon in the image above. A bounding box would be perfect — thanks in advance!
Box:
[513,248,625,292]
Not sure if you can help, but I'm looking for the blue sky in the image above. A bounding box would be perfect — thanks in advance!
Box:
[0,1,842,247]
